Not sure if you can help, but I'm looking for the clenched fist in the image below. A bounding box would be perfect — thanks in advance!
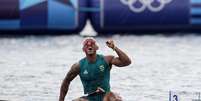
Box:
[106,39,116,50]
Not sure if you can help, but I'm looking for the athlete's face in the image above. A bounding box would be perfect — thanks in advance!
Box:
[83,39,98,55]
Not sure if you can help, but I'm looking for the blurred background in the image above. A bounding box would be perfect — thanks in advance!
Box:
[0,22,201,101]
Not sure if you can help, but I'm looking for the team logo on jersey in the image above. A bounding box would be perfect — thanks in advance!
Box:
[99,65,105,72]
[83,70,88,75]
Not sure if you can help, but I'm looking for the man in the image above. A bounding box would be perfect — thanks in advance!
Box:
[59,37,131,101]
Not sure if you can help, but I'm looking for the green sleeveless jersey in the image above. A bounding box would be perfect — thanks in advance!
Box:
[79,54,111,95]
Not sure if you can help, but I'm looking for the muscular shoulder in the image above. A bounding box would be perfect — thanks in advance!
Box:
[104,55,114,62]
[70,63,80,74]
[65,63,80,81]
[104,55,114,68]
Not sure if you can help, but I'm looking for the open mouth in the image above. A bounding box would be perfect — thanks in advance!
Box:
[88,47,93,51]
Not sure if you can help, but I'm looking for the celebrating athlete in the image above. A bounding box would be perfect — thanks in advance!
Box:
[59,37,131,101]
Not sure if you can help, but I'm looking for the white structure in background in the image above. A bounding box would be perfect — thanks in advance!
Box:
[80,20,97,37]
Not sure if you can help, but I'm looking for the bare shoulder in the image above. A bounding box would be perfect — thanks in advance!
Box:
[63,62,80,82]
[104,55,114,65]
[70,63,80,74]
[104,55,114,61]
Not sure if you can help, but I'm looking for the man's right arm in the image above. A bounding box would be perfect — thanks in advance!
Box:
[59,63,80,101]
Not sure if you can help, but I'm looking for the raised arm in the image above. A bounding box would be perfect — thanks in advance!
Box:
[105,40,131,67]
[59,63,80,101]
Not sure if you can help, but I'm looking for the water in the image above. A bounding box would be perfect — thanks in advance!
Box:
[0,35,201,101]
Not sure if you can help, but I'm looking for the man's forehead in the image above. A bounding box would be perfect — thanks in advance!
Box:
[83,37,96,45]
